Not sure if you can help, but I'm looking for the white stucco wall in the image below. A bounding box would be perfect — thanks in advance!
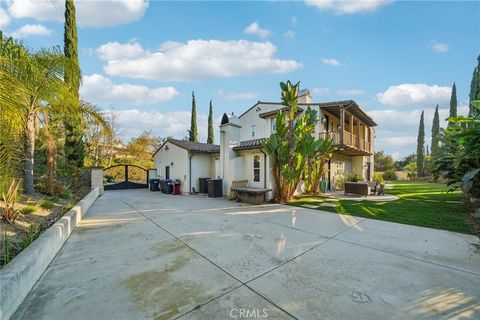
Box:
[220,122,241,195]
[351,156,365,178]
[190,154,217,192]
[238,103,280,141]
[153,142,189,193]
[237,150,266,189]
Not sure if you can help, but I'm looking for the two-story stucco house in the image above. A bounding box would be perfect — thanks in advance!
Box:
[219,89,377,198]
[153,89,376,198]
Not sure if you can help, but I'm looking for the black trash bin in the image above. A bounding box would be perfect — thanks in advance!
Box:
[164,179,173,194]
[208,179,223,198]
[149,179,160,191]
[198,177,210,194]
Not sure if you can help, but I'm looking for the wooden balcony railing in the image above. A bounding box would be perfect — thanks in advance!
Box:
[319,130,371,153]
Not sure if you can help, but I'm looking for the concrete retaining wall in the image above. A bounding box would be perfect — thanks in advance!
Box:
[0,187,101,320]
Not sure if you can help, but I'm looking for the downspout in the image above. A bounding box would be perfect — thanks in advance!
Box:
[220,130,225,179]
[260,149,267,189]
[260,148,268,202]
[189,153,194,193]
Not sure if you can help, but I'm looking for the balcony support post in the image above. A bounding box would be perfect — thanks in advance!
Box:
[340,106,344,144]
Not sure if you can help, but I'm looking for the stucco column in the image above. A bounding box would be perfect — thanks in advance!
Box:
[90,167,104,195]
[148,169,158,179]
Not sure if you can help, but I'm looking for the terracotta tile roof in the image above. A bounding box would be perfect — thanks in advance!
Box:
[153,138,219,156]
[232,138,267,151]
[259,106,304,118]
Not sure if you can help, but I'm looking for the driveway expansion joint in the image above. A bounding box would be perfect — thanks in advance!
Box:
[124,201,298,319]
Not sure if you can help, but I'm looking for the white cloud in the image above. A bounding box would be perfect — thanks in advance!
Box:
[305,0,391,14]
[337,89,363,95]
[291,16,298,26]
[10,24,52,38]
[368,103,469,159]
[311,87,330,95]
[429,41,449,53]
[0,9,11,29]
[96,41,145,60]
[377,83,451,106]
[114,109,209,141]
[370,104,469,133]
[244,22,271,38]
[80,74,179,105]
[101,40,302,81]
[321,57,343,66]
[284,30,296,38]
[217,90,257,101]
[7,0,148,27]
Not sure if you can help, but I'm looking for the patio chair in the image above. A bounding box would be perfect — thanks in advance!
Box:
[367,181,377,195]
[377,184,385,195]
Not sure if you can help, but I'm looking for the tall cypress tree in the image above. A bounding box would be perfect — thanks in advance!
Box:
[469,55,480,117]
[64,0,84,168]
[416,110,425,177]
[207,100,214,144]
[449,82,457,119]
[431,104,440,156]
[189,91,198,142]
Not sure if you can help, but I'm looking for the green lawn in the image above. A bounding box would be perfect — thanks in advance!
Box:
[289,180,474,234]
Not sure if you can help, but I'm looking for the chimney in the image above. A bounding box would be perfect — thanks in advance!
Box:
[298,88,312,104]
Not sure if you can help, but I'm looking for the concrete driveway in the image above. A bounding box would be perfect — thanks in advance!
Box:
[12,190,480,319]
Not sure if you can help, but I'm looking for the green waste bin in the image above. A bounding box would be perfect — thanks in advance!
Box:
[320,180,329,193]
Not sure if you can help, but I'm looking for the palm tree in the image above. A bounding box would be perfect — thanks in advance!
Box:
[0,34,28,194]
[0,33,110,194]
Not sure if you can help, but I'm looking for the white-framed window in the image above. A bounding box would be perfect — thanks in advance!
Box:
[253,155,261,182]
[271,119,276,132]
[251,125,256,138]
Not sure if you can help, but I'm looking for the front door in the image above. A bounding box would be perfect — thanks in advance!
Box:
[165,166,170,179]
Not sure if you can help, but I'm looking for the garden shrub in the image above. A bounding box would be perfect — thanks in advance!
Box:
[39,200,54,209]
[22,206,38,214]
[346,172,361,182]
[49,196,60,202]
[373,172,385,184]
[383,169,397,181]
[334,175,346,191]
[59,189,72,199]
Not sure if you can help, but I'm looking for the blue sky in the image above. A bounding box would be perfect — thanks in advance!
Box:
[1,0,479,159]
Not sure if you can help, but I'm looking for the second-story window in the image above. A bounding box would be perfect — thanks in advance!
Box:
[251,125,256,138]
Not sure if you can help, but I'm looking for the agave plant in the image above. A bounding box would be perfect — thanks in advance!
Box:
[1,179,21,224]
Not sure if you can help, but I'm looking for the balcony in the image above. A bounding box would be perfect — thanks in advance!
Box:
[319,130,372,156]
